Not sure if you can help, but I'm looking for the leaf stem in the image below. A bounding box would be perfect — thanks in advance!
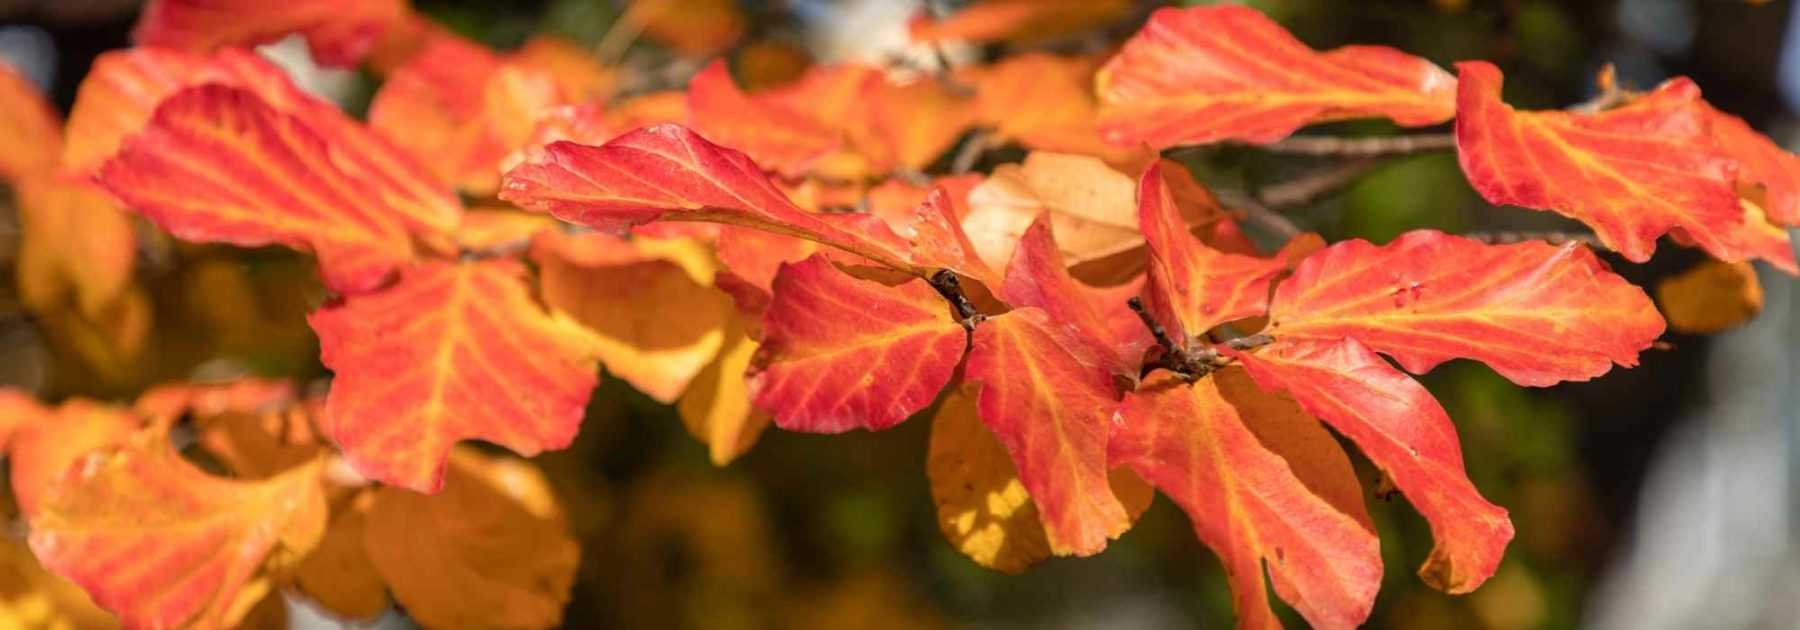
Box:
[930,270,984,330]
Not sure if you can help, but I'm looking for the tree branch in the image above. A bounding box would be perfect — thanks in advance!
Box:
[1127,297,1273,380]
[1260,133,1456,157]
[1256,158,1382,208]
[1465,230,1604,248]
[1213,189,1302,241]
[930,270,984,330]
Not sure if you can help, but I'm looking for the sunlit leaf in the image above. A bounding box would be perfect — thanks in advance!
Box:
[28,432,327,629]
[1235,338,1513,593]
[7,399,139,516]
[998,216,1151,376]
[1656,259,1763,334]
[1097,5,1457,148]
[965,307,1128,556]
[308,259,605,492]
[1268,230,1664,386]
[678,318,771,465]
[1115,372,1381,630]
[1453,61,1797,273]
[530,230,732,403]
[1138,162,1286,346]
[132,0,409,67]
[96,84,462,294]
[750,255,967,433]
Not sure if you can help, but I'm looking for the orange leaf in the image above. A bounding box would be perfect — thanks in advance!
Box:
[362,448,580,629]
[27,432,327,629]
[1707,103,1800,226]
[1115,372,1381,630]
[294,492,388,620]
[928,386,1153,574]
[453,206,560,253]
[133,378,297,423]
[627,0,746,57]
[515,35,618,104]
[965,307,1128,556]
[531,231,733,403]
[96,84,462,294]
[1235,338,1513,594]
[308,259,605,492]
[1268,230,1664,386]
[0,61,61,182]
[13,178,137,320]
[502,124,928,275]
[998,216,1152,376]
[1656,259,1764,334]
[369,36,565,194]
[1214,366,1371,531]
[1097,5,1457,148]
[132,0,408,67]
[749,255,967,432]
[1453,61,1798,273]
[0,535,116,629]
[8,399,139,516]
[965,53,1139,165]
[688,60,859,178]
[910,0,1133,45]
[1138,162,1286,345]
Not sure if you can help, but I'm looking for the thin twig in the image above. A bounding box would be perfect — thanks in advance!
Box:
[950,131,996,175]
[1465,230,1604,248]
[1261,133,1456,157]
[1213,189,1302,241]
[930,270,984,330]
[1127,297,1274,380]
[1257,158,1382,208]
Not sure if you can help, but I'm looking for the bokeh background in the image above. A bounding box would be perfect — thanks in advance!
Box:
[1,1,1796,628]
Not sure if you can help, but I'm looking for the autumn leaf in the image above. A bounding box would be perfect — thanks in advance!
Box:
[362,448,580,630]
[0,61,61,182]
[96,84,463,294]
[369,36,565,195]
[0,535,117,630]
[625,0,746,57]
[910,0,1133,45]
[132,378,297,423]
[132,0,409,67]
[7,399,139,516]
[27,432,327,630]
[454,206,561,253]
[1097,5,1457,148]
[688,60,849,178]
[678,318,772,465]
[1138,162,1286,347]
[1656,259,1763,334]
[1235,338,1513,593]
[13,178,138,321]
[531,230,733,403]
[1266,230,1665,386]
[294,491,389,621]
[1453,61,1797,273]
[963,53,1139,165]
[749,255,968,433]
[515,35,618,104]
[504,124,951,276]
[1705,104,1800,226]
[858,78,978,173]
[998,216,1152,376]
[928,387,1152,574]
[1114,372,1381,630]
[308,259,605,492]
[965,307,1129,556]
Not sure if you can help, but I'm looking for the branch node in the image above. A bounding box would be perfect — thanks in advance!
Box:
[930,270,984,331]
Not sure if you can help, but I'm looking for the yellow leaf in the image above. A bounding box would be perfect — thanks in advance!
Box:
[926,387,1152,573]
[0,531,116,629]
[532,231,732,403]
[677,317,770,465]
[1656,258,1764,334]
[363,448,579,630]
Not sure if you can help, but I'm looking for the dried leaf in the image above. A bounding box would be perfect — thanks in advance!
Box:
[678,318,771,465]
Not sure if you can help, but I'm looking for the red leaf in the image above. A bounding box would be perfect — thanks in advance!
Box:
[1235,338,1513,593]
[999,216,1152,376]
[1705,102,1800,226]
[1115,373,1381,630]
[1138,162,1286,345]
[749,255,967,432]
[503,124,955,277]
[1453,61,1797,273]
[133,0,408,67]
[1269,230,1665,386]
[96,85,462,294]
[308,259,605,492]
[28,432,327,629]
[1097,5,1457,148]
[965,308,1128,556]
